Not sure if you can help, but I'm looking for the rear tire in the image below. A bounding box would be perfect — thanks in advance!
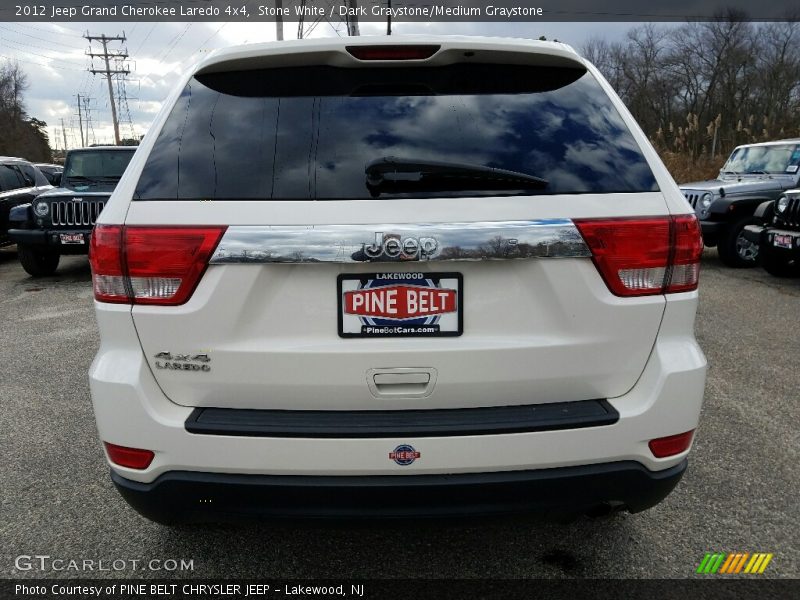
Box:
[717,216,759,268]
[760,246,799,278]
[18,244,60,277]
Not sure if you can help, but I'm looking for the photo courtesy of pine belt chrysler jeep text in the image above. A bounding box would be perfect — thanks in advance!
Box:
[88,37,707,523]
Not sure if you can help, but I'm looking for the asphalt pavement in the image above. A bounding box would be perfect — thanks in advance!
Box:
[1,246,797,579]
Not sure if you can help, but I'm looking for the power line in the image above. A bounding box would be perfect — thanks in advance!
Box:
[0,54,84,72]
[0,25,87,51]
[12,22,87,41]
[0,37,87,69]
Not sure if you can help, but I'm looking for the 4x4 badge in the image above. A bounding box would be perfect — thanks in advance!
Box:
[154,352,211,372]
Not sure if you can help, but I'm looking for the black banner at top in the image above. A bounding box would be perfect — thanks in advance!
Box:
[0,0,798,22]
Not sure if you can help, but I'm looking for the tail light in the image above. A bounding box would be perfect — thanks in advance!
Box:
[104,442,155,469]
[575,215,702,297]
[89,225,226,305]
[346,45,440,61]
[648,430,695,458]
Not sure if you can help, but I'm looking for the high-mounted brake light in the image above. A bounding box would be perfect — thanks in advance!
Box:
[648,430,695,458]
[104,442,155,469]
[346,45,440,61]
[89,225,226,305]
[574,215,702,297]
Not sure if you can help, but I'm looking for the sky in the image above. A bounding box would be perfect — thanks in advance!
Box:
[0,19,639,151]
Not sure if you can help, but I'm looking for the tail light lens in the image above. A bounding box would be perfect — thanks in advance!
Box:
[89,225,128,303]
[575,215,702,297]
[666,215,703,293]
[89,225,226,305]
[649,430,695,458]
[104,442,155,469]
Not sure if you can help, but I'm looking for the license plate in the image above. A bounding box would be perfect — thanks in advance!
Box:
[338,272,463,338]
[59,233,85,245]
[773,234,793,249]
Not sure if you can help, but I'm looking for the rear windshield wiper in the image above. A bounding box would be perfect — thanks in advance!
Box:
[365,157,549,198]
[66,175,102,184]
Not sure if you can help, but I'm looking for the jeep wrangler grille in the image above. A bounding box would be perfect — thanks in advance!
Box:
[51,200,105,227]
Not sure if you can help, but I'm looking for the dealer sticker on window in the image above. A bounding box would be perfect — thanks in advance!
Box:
[338,272,463,338]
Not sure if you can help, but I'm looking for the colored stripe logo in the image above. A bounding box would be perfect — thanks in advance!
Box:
[696,552,773,574]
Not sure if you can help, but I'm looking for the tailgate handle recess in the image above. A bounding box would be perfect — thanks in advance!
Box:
[367,368,437,398]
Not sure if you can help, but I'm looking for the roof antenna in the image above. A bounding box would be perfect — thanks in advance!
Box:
[387,0,392,35]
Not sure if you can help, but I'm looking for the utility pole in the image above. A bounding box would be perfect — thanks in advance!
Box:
[275,0,283,40]
[387,0,392,35]
[85,32,130,145]
[76,94,85,147]
[60,118,68,151]
[347,0,360,36]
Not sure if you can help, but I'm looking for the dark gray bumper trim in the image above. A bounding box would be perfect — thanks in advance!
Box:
[185,399,618,438]
[111,459,688,523]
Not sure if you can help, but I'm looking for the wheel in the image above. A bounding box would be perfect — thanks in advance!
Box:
[717,216,760,268]
[760,246,799,278]
[17,244,60,277]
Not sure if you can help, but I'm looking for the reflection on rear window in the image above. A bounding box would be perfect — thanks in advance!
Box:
[135,64,658,200]
[66,151,135,178]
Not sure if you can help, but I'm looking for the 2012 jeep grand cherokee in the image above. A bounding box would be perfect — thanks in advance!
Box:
[88,37,707,524]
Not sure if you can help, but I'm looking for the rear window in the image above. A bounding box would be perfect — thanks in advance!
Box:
[135,63,658,201]
[66,150,135,179]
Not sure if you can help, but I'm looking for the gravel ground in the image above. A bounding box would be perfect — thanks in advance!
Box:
[0,246,797,580]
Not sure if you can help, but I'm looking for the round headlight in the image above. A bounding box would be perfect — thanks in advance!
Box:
[33,201,49,217]
[701,193,713,209]
[776,196,788,213]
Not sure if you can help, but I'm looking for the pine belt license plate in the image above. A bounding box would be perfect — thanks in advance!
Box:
[773,234,793,249]
[338,272,463,338]
[59,232,85,244]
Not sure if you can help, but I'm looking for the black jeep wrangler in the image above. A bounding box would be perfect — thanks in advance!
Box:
[679,139,800,268]
[1,157,53,247]
[744,189,800,277]
[8,146,135,276]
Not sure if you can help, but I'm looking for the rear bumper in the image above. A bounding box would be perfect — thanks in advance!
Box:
[8,228,91,254]
[111,459,687,523]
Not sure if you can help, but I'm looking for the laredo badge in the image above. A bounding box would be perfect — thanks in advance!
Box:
[154,352,211,372]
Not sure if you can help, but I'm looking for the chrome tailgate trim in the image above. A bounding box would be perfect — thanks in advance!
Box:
[209,219,591,264]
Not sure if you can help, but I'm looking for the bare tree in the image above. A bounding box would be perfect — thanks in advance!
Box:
[583,18,800,159]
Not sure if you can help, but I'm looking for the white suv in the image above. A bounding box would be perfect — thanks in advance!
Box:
[88,37,706,523]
